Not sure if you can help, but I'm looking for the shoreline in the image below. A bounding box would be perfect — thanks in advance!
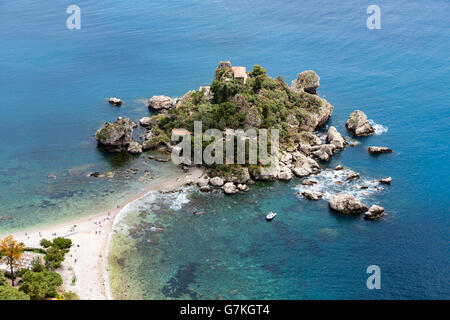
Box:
[3,167,203,300]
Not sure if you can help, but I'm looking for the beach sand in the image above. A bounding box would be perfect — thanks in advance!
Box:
[3,167,203,300]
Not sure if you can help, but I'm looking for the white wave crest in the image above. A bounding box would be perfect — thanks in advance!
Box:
[294,168,383,202]
[368,120,388,135]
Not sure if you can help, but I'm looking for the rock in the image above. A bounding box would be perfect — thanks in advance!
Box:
[368,146,393,154]
[108,97,122,106]
[291,70,320,94]
[364,205,385,220]
[334,165,344,171]
[200,185,212,193]
[237,184,249,192]
[301,191,323,201]
[251,165,279,181]
[293,153,320,177]
[297,131,322,146]
[379,177,392,184]
[148,95,174,111]
[47,174,57,179]
[312,144,335,161]
[223,167,250,184]
[197,175,210,188]
[346,171,360,180]
[360,185,369,189]
[345,110,375,136]
[89,172,101,178]
[139,117,152,127]
[95,117,135,152]
[326,126,346,150]
[145,130,153,141]
[127,141,143,154]
[199,86,213,101]
[301,179,318,186]
[329,193,368,214]
[297,94,334,131]
[278,167,293,180]
[209,177,225,187]
[222,182,239,195]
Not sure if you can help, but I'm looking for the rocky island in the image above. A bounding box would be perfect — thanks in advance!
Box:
[95,62,390,219]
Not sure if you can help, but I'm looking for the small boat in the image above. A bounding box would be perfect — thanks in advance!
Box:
[266,212,277,221]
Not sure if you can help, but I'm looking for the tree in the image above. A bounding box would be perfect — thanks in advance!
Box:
[19,270,62,300]
[52,237,72,251]
[250,65,267,78]
[45,246,65,269]
[0,285,30,300]
[0,235,24,286]
[40,239,52,248]
[31,258,45,272]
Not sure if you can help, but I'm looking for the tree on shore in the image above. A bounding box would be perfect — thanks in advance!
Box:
[0,235,24,286]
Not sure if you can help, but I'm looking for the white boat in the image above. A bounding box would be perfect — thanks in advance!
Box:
[266,212,277,221]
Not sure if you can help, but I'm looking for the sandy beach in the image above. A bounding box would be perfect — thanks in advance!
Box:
[2,167,203,300]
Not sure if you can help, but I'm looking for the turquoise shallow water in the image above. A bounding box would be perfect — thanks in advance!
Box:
[1,0,449,298]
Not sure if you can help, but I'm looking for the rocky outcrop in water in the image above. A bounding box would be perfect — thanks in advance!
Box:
[329,192,368,214]
[148,95,174,111]
[379,177,392,184]
[364,205,385,220]
[368,146,393,154]
[291,70,320,94]
[108,97,123,106]
[311,144,335,161]
[345,110,375,136]
[327,126,346,150]
[222,182,239,194]
[209,177,225,187]
[301,191,323,201]
[95,117,135,152]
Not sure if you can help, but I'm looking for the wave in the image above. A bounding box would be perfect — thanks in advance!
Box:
[294,168,383,202]
[368,120,388,135]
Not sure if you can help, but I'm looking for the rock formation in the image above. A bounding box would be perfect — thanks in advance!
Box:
[364,205,385,220]
[95,117,135,152]
[345,110,375,136]
[291,70,320,94]
[368,146,393,154]
[329,193,368,214]
[148,95,174,111]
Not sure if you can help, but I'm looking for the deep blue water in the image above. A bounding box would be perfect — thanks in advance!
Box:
[1,0,449,299]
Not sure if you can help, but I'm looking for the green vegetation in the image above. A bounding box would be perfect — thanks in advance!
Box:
[148,64,329,173]
[19,270,62,300]
[40,237,72,270]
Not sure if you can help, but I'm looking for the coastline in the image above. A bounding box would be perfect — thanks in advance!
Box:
[3,167,203,300]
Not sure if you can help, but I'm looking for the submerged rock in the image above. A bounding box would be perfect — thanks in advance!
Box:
[329,192,368,214]
[345,110,375,136]
[364,205,385,220]
[95,117,135,152]
[148,95,174,111]
[334,165,344,171]
[368,146,393,154]
[200,185,212,192]
[291,70,320,94]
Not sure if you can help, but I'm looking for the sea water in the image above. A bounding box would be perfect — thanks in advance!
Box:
[0,0,449,298]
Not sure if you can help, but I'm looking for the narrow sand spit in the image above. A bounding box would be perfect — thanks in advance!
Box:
[4,167,203,300]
